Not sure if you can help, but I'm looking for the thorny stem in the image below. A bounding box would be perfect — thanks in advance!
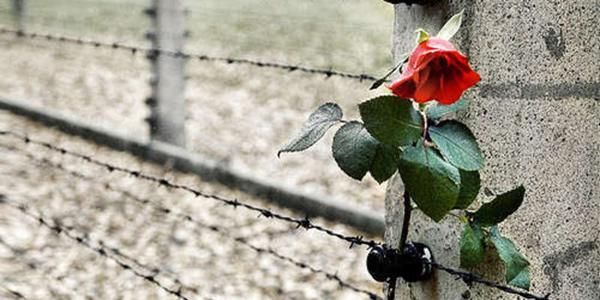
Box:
[387,191,413,300]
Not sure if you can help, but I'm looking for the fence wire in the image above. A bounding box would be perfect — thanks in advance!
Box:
[0,130,552,300]
[0,130,380,249]
[4,144,382,300]
[429,262,550,300]
[0,196,199,300]
[0,27,380,82]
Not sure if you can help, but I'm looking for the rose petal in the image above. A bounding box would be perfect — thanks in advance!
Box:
[389,74,417,99]
[387,37,480,105]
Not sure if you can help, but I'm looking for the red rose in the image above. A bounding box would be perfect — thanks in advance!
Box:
[389,37,480,105]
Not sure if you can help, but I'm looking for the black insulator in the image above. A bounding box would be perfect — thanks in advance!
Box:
[366,242,434,282]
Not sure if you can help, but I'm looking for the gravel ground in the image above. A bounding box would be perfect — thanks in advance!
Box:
[0,112,382,300]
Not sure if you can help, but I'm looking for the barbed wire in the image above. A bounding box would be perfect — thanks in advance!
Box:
[0,131,551,299]
[0,196,198,300]
[0,27,379,82]
[3,143,287,242]
[0,130,380,249]
[4,144,382,300]
[429,262,550,300]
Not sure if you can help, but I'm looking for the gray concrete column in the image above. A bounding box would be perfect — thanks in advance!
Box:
[386,1,599,299]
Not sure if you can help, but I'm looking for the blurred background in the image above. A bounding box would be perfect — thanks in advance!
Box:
[0,0,395,211]
[0,0,395,299]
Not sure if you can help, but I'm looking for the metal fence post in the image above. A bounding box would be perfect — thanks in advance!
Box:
[12,0,25,34]
[145,0,187,147]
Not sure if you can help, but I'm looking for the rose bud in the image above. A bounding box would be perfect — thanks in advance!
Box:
[389,37,480,105]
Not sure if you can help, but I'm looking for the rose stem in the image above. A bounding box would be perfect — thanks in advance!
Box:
[387,191,413,300]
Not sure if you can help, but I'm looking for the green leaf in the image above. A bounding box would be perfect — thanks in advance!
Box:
[332,121,378,180]
[415,28,430,44]
[490,227,531,290]
[359,96,423,147]
[454,170,480,209]
[398,141,460,222]
[473,186,525,227]
[370,52,410,90]
[278,103,342,157]
[436,10,464,40]
[426,98,468,120]
[460,223,486,268]
[370,144,400,184]
[429,120,484,171]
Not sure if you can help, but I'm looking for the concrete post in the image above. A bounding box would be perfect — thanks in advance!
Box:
[12,0,25,34]
[386,1,599,299]
[145,0,187,147]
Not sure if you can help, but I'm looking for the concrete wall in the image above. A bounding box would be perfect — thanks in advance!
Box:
[385,1,599,299]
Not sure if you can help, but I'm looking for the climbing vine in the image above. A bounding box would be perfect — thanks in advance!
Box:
[279,11,531,290]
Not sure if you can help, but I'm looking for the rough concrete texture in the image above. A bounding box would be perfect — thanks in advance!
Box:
[386,1,599,299]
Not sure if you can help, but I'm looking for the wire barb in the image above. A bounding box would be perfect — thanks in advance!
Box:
[0,27,378,82]
[0,130,381,249]
[1,146,381,300]
[4,144,382,300]
[0,133,552,300]
[0,196,194,300]
[429,261,550,300]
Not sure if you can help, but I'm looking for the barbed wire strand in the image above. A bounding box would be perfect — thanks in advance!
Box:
[0,130,380,249]
[429,262,550,300]
[0,156,198,285]
[0,196,198,300]
[4,145,382,300]
[0,27,379,82]
[0,132,551,299]
[0,143,291,240]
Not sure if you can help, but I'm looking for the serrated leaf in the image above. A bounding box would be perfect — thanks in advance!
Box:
[398,141,460,222]
[429,120,484,171]
[370,52,410,90]
[454,170,480,209]
[278,103,342,157]
[473,186,525,227]
[460,223,486,268]
[359,96,423,147]
[490,227,531,290]
[370,144,400,184]
[437,10,464,40]
[426,98,468,120]
[332,121,378,180]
